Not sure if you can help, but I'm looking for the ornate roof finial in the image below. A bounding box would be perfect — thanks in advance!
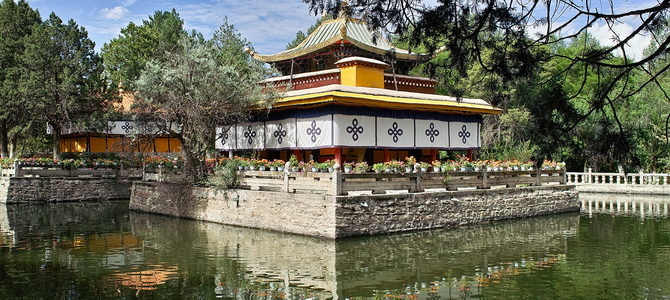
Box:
[338,0,351,18]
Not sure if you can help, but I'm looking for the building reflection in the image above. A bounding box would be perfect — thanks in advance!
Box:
[129,211,579,300]
[0,201,580,299]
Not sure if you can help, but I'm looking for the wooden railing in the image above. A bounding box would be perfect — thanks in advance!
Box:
[567,168,670,185]
[1,163,142,178]
[239,168,567,196]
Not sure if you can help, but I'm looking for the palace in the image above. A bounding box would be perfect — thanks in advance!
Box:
[216,14,500,164]
[57,12,500,161]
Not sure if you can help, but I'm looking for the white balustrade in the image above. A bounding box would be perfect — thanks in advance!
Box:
[567,168,670,186]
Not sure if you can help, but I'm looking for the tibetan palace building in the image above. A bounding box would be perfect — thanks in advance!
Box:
[215,14,501,164]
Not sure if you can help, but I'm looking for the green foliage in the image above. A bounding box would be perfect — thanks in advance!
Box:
[133,20,278,181]
[208,160,243,190]
[19,13,109,158]
[101,10,187,90]
[0,0,41,157]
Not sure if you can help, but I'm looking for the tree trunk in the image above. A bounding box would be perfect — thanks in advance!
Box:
[10,136,17,158]
[177,136,200,183]
[52,124,61,160]
[0,120,9,158]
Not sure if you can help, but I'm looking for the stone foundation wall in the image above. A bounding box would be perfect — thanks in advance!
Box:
[129,182,337,238]
[130,182,578,239]
[335,185,578,237]
[0,177,131,203]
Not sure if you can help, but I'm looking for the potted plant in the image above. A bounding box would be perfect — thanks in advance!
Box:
[419,161,430,172]
[322,159,336,172]
[288,154,299,171]
[353,161,369,173]
[404,156,416,173]
[343,162,354,173]
[308,160,318,172]
[373,163,385,173]
[431,160,442,172]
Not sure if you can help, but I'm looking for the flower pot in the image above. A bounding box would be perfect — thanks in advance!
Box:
[269,167,277,171]
[292,167,299,172]
[375,169,382,174]
[278,167,285,172]
[520,166,527,171]
[513,166,520,171]
[433,167,440,173]
[328,167,334,173]
[385,168,393,173]
[311,167,318,172]
[420,167,428,172]
[259,166,267,171]
[249,166,256,171]
[344,167,352,173]
[474,167,481,172]
[405,167,413,173]
[460,167,468,172]
[486,167,493,172]
[238,166,244,170]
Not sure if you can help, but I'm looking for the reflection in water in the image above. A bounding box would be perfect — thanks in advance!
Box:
[1,199,669,299]
[580,192,670,218]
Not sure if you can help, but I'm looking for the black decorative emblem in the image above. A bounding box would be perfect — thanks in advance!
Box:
[218,130,229,146]
[458,125,471,144]
[244,125,257,145]
[425,123,440,143]
[346,118,364,141]
[273,123,287,144]
[121,122,133,133]
[306,120,322,143]
[387,122,404,143]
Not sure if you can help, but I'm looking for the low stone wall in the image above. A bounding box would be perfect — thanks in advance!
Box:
[130,182,337,238]
[336,185,578,237]
[130,182,578,239]
[0,177,132,203]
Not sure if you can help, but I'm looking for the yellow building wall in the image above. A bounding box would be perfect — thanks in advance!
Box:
[59,136,182,153]
[340,65,384,88]
[90,137,106,152]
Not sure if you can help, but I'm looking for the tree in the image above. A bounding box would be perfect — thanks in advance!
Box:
[19,13,108,158]
[303,0,670,166]
[101,10,187,91]
[133,23,277,182]
[0,0,40,157]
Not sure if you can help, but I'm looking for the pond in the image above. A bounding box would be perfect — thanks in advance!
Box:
[0,196,669,299]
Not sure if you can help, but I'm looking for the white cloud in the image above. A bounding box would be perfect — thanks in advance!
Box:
[121,0,138,6]
[174,0,317,54]
[528,18,652,61]
[100,6,129,20]
[589,20,652,61]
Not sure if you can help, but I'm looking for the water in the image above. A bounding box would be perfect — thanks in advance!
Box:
[0,196,669,299]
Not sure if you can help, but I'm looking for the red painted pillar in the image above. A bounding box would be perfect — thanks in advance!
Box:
[292,150,301,161]
[431,149,438,162]
[467,149,473,160]
[334,148,342,164]
[383,149,390,162]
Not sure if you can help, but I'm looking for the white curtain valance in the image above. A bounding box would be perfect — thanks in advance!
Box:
[216,114,480,150]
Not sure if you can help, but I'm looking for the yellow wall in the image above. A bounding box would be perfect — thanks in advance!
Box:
[60,136,182,153]
[339,65,384,88]
[90,137,106,152]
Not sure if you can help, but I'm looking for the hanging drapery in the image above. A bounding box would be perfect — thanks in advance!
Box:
[216,113,480,151]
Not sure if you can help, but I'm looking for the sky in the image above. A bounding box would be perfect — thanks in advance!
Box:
[25,0,656,60]
[25,0,320,55]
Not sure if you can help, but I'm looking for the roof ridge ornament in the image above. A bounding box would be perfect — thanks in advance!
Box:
[338,0,351,19]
